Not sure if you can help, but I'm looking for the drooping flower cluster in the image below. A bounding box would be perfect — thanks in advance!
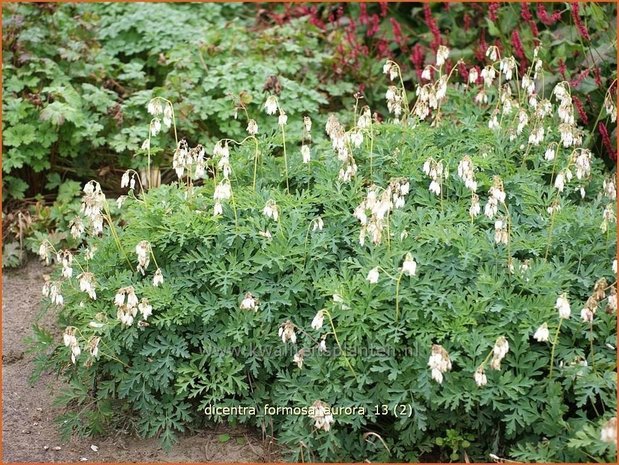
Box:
[499,56,517,81]
[484,176,506,219]
[474,366,487,387]
[603,92,617,123]
[63,327,81,364]
[422,158,446,196]
[213,180,231,216]
[135,240,151,275]
[293,349,305,368]
[603,177,617,201]
[600,417,617,445]
[353,179,410,246]
[81,181,106,235]
[490,336,509,370]
[494,218,509,245]
[278,320,297,344]
[309,400,335,432]
[553,167,573,193]
[533,322,550,342]
[385,85,405,118]
[428,344,452,384]
[38,241,52,265]
[172,140,207,181]
[571,148,592,183]
[601,203,616,233]
[264,95,278,115]
[311,310,325,331]
[325,114,358,182]
[414,73,449,121]
[120,170,137,190]
[42,277,64,306]
[211,141,233,216]
[457,156,481,218]
[57,250,73,278]
[456,156,477,192]
[553,82,583,148]
[357,107,372,131]
[147,97,174,137]
[114,286,152,326]
[366,267,380,284]
[240,292,258,311]
[88,336,100,359]
[480,65,497,88]
[547,199,561,216]
[153,268,164,287]
[581,278,611,323]
[401,253,417,277]
[77,272,97,300]
[555,293,571,319]
[383,60,399,82]
[263,199,280,222]
[246,119,258,136]
[312,216,324,232]
[69,216,85,240]
[301,116,312,164]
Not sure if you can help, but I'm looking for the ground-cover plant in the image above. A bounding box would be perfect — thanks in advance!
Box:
[33,43,617,462]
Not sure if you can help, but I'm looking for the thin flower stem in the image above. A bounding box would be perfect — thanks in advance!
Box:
[369,116,374,179]
[394,270,404,321]
[123,169,148,205]
[393,61,410,117]
[252,137,259,191]
[589,321,596,373]
[228,189,240,233]
[302,218,320,268]
[147,131,152,189]
[102,201,134,272]
[43,240,87,274]
[385,211,391,251]
[157,97,179,147]
[281,124,290,194]
[74,327,129,368]
[435,59,463,121]
[548,318,563,378]
[149,247,160,271]
[504,203,512,268]
[293,322,320,346]
[544,205,559,260]
[478,346,495,370]
[376,266,397,280]
[323,310,356,377]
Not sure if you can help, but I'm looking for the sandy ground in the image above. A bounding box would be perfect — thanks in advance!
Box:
[2,260,277,462]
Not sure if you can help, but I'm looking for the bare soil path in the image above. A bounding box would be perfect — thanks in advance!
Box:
[2,260,273,463]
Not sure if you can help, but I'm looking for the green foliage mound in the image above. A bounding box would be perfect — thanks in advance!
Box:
[34,54,616,462]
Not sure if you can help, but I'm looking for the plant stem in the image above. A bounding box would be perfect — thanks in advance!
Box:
[281,125,290,194]
[589,321,596,373]
[324,310,356,377]
[252,137,259,191]
[548,318,563,378]
[395,270,404,321]
[369,116,374,179]
[544,207,558,260]
[103,201,134,272]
